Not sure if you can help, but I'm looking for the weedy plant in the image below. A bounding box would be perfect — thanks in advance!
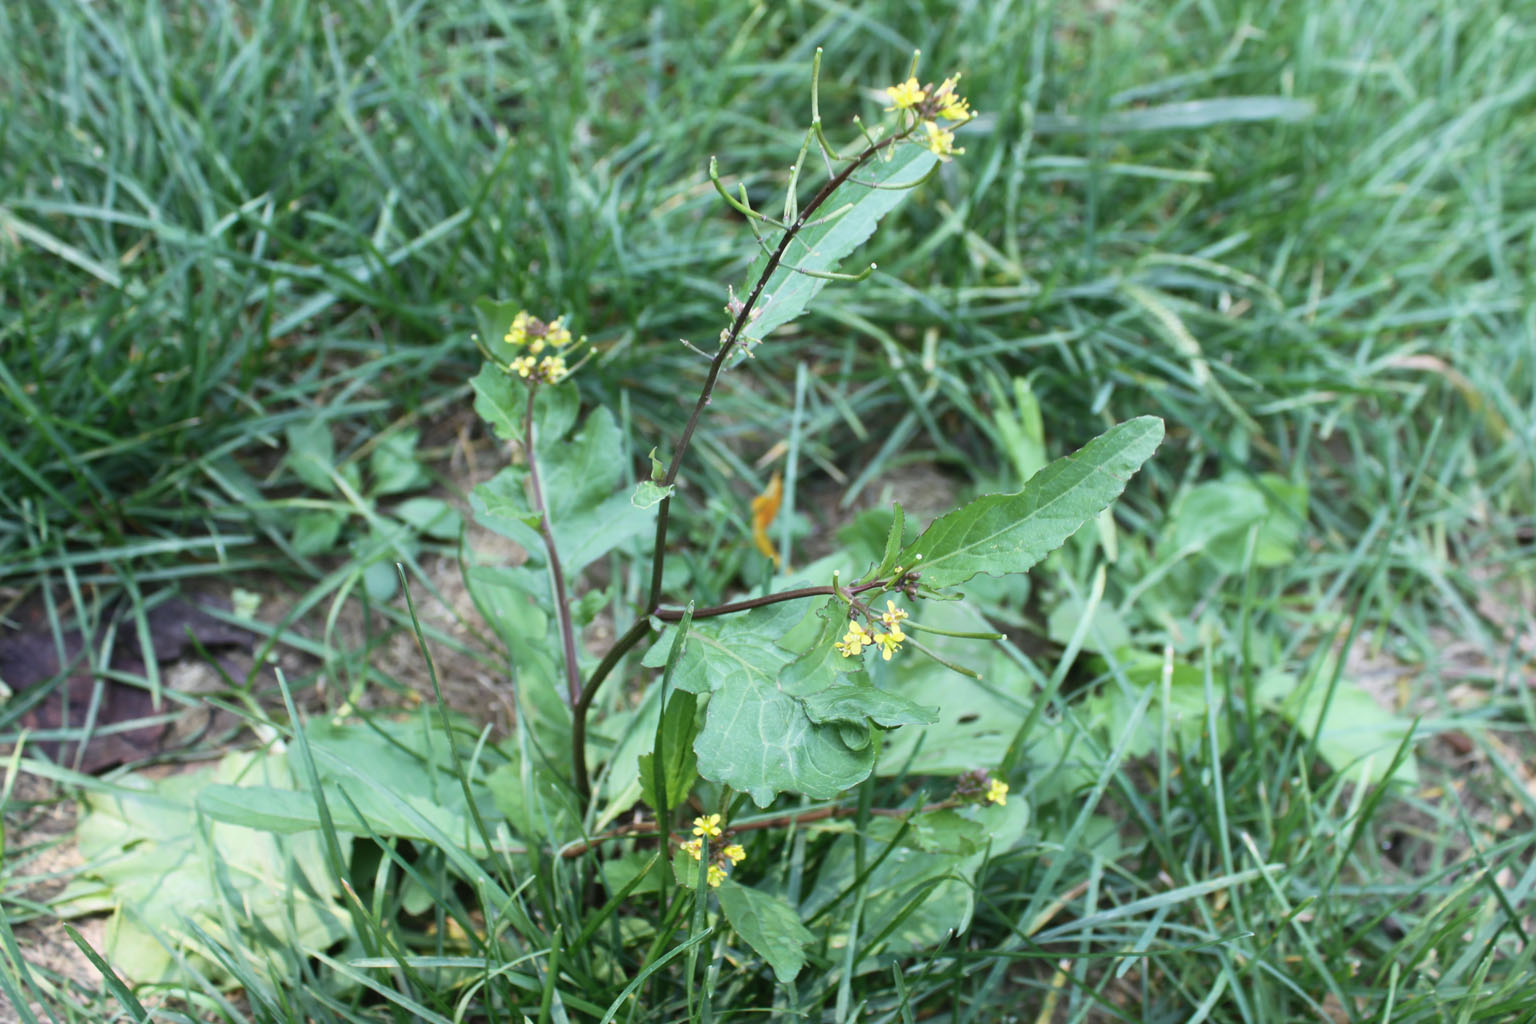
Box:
[35,54,1170,1018]
[458,54,1163,986]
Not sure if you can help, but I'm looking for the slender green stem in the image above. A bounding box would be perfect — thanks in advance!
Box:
[522,386,587,792]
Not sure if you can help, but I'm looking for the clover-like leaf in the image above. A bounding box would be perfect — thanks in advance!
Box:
[897,417,1164,589]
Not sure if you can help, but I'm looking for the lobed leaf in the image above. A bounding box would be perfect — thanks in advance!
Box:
[643,602,930,806]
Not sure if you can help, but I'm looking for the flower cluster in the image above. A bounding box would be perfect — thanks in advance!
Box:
[834,600,909,662]
[953,768,1009,807]
[502,310,575,383]
[884,73,974,160]
[680,814,747,888]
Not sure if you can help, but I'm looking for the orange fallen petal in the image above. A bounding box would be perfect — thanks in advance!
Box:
[750,471,783,565]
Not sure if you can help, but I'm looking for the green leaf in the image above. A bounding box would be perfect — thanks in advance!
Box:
[800,803,1028,968]
[745,142,937,344]
[469,365,578,444]
[1082,652,1220,758]
[873,600,1027,777]
[471,401,653,575]
[199,717,505,853]
[463,565,561,693]
[291,510,344,555]
[284,419,336,493]
[897,417,1164,589]
[1167,473,1307,571]
[394,497,462,540]
[717,881,815,984]
[638,690,699,815]
[369,429,429,495]
[362,559,399,601]
[1258,668,1418,786]
[642,603,881,806]
[58,750,346,986]
[800,675,938,730]
[647,446,666,481]
[632,480,673,509]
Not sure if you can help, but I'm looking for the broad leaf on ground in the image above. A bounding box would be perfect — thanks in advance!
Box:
[55,750,346,986]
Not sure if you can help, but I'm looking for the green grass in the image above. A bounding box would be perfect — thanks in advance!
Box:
[3,0,1534,1021]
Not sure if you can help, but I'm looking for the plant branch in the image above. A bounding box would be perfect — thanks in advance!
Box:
[556,797,965,858]
[574,123,916,812]
[656,580,889,621]
[643,131,905,614]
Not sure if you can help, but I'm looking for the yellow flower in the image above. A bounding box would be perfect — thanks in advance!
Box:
[706,864,727,888]
[692,814,723,839]
[682,837,703,861]
[545,316,572,348]
[834,620,874,658]
[504,311,533,346]
[885,77,925,110]
[723,843,746,865]
[879,600,908,629]
[872,626,905,661]
[921,120,962,159]
[511,355,537,378]
[538,355,567,380]
[985,777,1008,806]
[931,76,973,121]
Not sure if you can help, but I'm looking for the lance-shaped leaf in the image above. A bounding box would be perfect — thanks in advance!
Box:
[642,603,897,806]
[744,143,937,344]
[897,417,1164,589]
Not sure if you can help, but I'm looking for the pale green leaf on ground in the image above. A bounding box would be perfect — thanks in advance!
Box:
[1166,473,1307,571]
[57,750,346,987]
[799,800,1029,969]
[284,419,336,493]
[393,496,463,540]
[897,417,1165,589]
[291,509,344,556]
[718,881,815,984]
[1258,669,1419,786]
[368,428,429,494]
[199,717,505,855]
[744,142,938,344]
